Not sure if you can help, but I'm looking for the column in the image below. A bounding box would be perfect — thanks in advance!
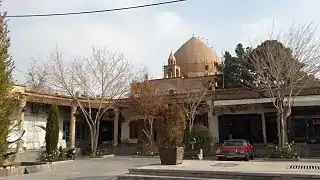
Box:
[18,98,26,152]
[207,100,219,143]
[19,99,26,130]
[261,112,267,144]
[121,120,130,142]
[69,106,77,148]
[113,108,119,147]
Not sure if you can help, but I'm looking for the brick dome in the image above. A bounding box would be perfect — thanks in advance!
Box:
[174,37,219,77]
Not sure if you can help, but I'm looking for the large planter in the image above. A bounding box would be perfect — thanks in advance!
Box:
[159,147,184,165]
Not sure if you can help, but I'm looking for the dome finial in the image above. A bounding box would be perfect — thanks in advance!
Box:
[168,50,176,65]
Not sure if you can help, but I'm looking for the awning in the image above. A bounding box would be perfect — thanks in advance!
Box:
[214,98,272,106]
[214,95,320,107]
[292,100,320,107]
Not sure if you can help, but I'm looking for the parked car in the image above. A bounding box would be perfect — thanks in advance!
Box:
[215,139,254,161]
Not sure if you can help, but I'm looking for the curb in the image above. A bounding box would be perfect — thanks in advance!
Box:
[101,154,115,158]
[130,155,159,159]
[126,168,320,180]
[48,160,74,164]
[262,158,300,162]
[88,154,116,159]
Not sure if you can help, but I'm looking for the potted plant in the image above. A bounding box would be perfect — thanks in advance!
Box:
[157,104,187,165]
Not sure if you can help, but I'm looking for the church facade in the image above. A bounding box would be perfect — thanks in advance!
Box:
[12,36,320,157]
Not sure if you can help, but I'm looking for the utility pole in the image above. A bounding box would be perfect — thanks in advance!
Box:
[221,45,225,89]
[222,61,225,89]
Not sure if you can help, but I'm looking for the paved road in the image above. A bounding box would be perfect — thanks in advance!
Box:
[5,157,315,180]
[2,157,160,180]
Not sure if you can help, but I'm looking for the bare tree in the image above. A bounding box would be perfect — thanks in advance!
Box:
[25,58,52,93]
[41,47,132,155]
[178,77,215,134]
[243,23,320,147]
[128,69,165,155]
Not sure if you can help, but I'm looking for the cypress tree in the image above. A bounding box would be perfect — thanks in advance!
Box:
[0,11,15,165]
[45,104,60,154]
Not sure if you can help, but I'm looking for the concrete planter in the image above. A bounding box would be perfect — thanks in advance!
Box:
[0,162,52,177]
[0,166,25,177]
[159,147,184,165]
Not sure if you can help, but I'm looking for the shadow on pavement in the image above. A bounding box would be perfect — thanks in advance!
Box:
[66,176,116,180]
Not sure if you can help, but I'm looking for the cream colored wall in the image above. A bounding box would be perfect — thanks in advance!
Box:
[149,76,212,94]
[22,102,69,150]
[215,104,264,115]
[120,108,140,143]
[23,103,48,150]
[121,121,130,141]
[12,85,26,94]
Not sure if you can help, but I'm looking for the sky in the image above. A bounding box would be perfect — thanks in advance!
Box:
[3,0,320,83]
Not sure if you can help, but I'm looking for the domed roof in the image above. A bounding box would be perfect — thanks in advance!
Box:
[174,37,218,64]
[173,37,219,77]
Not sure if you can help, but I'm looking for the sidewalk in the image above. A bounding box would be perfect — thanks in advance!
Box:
[135,160,320,175]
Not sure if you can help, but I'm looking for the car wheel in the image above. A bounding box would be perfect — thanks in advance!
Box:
[217,157,223,161]
[244,155,250,161]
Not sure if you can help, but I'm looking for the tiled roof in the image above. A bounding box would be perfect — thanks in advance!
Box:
[23,90,122,108]
[21,86,320,107]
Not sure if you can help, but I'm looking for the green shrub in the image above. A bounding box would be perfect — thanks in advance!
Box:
[39,148,68,162]
[185,124,212,156]
[269,142,299,159]
[45,104,60,155]
[157,104,187,148]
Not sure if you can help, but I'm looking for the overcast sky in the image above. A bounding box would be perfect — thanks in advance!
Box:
[3,0,320,83]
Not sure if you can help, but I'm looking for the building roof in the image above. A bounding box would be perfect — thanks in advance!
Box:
[174,37,219,76]
[21,89,126,109]
[15,84,320,108]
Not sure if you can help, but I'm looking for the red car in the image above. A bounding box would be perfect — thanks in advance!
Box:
[215,139,254,161]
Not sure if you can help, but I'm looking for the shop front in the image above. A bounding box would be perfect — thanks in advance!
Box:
[291,106,320,144]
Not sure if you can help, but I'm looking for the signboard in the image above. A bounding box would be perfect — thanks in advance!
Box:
[313,119,320,124]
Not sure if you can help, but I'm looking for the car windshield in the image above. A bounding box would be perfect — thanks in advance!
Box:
[223,140,247,146]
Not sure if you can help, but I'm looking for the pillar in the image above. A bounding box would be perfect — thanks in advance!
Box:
[113,108,119,147]
[69,106,77,148]
[261,112,267,144]
[207,100,219,143]
[19,99,26,130]
[18,98,26,152]
[121,120,130,142]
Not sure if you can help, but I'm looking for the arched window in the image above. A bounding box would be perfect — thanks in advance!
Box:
[176,69,180,77]
[129,121,138,139]
[205,65,209,71]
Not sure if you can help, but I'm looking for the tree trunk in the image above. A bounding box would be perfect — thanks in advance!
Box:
[90,128,94,156]
[287,116,292,143]
[91,126,97,156]
[150,123,153,155]
[277,112,282,147]
[189,117,194,134]
[280,112,287,147]
[142,119,154,155]
[94,119,101,155]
